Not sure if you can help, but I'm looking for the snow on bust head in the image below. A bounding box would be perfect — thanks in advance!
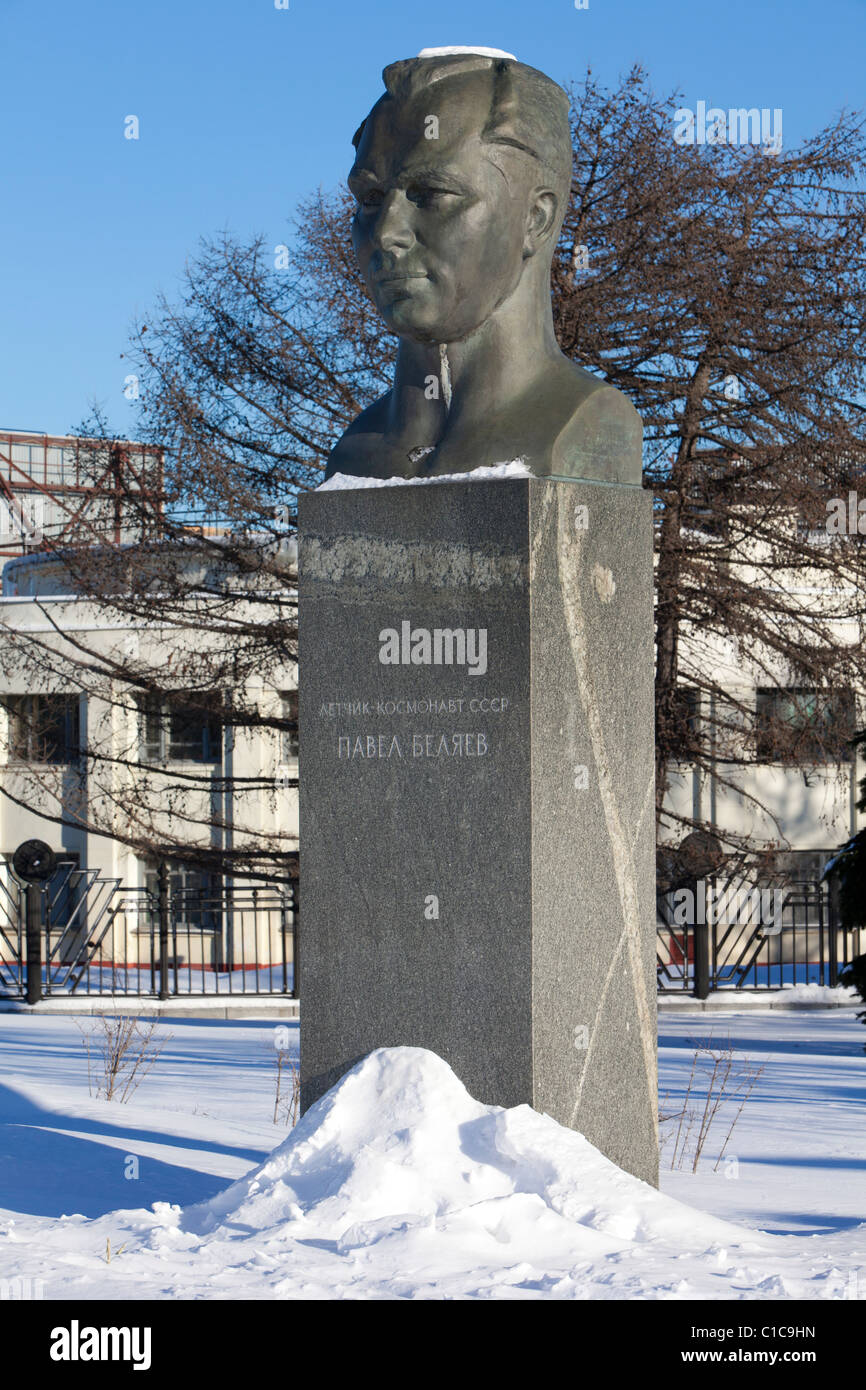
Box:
[416,45,518,60]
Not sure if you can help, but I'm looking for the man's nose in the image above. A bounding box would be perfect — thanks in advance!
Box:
[370,190,414,253]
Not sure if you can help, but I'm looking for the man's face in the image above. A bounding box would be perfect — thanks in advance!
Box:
[349,76,533,344]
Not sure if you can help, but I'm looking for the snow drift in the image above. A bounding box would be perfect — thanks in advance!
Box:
[184,1047,742,1263]
[3,1032,861,1299]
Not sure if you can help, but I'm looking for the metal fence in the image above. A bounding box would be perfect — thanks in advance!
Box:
[2,861,859,1003]
[657,876,861,995]
[0,863,297,1001]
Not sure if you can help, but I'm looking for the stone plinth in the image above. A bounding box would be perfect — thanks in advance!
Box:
[298,477,658,1185]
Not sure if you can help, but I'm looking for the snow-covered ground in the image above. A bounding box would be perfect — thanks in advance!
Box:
[0,1009,862,1300]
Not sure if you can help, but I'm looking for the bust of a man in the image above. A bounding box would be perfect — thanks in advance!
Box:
[325,47,641,484]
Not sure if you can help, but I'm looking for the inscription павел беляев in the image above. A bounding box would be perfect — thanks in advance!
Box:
[337,732,490,760]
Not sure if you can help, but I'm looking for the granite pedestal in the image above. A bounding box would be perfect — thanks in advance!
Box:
[298,477,658,1186]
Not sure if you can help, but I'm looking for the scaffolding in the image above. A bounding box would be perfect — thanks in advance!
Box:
[0,429,164,556]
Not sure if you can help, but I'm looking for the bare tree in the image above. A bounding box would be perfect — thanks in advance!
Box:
[554,68,866,862]
[2,68,865,880]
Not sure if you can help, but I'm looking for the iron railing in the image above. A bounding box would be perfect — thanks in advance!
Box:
[0,864,297,1000]
[657,876,861,995]
[2,861,857,1002]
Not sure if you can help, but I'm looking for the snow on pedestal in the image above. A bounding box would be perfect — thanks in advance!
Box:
[316,461,531,491]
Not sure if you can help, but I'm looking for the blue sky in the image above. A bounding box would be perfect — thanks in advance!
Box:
[1,0,863,436]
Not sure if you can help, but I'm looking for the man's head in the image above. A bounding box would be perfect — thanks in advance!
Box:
[348,51,572,344]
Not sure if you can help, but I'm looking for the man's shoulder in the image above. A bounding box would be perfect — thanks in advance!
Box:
[550,363,642,484]
[513,356,641,484]
[325,393,392,480]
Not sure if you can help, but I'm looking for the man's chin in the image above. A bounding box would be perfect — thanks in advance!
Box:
[382,307,444,340]
[380,304,468,344]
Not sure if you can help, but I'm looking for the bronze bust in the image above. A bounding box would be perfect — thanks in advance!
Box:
[325,47,641,485]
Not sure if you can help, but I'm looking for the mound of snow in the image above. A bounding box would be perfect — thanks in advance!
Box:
[185,1047,741,1262]
[318,461,530,491]
[6,1038,857,1299]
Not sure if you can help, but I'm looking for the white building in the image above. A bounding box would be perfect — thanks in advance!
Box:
[0,545,298,991]
[661,508,864,879]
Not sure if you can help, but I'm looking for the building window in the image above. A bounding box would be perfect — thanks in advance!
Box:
[673,686,701,736]
[755,687,856,764]
[144,861,223,931]
[772,849,837,882]
[140,697,222,764]
[280,690,299,761]
[6,694,80,764]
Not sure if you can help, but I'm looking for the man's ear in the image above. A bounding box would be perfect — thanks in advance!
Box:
[523,190,558,257]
